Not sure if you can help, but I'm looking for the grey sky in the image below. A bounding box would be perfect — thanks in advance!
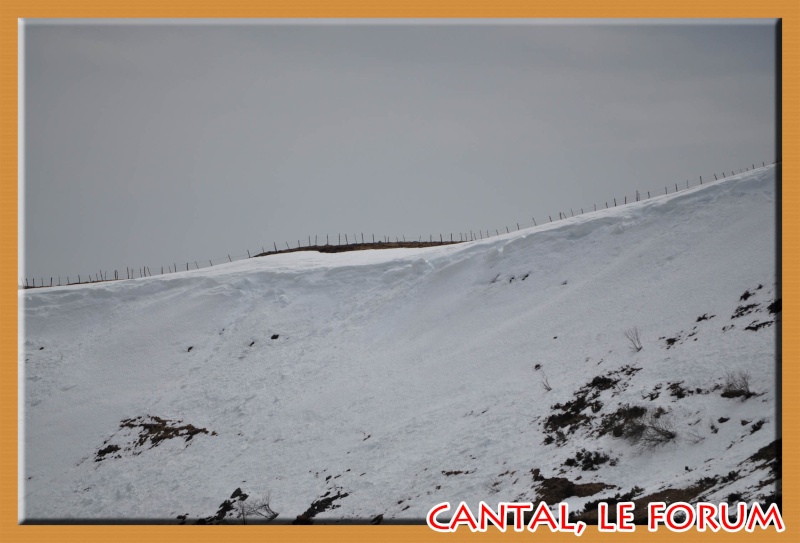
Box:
[22,20,777,282]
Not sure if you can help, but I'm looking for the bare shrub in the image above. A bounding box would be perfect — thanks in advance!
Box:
[637,413,678,449]
[722,370,753,399]
[625,327,643,353]
[541,372,553,392]
[238,492,278,524]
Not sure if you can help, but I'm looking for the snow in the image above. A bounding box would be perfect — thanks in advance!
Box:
[20,165,779,523]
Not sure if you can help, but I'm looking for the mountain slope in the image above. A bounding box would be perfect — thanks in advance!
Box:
[21,165,779,523]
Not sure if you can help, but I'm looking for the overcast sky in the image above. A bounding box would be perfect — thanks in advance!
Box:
[22,20,777,282]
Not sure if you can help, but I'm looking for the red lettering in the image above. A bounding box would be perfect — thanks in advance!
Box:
[719,502,747,531]
[697,503,720,532]
[426,502,450,532]
[648,502,666,532]
[478,501,506,532]
[598,502,616,532]
[746,503,785,532]
[450,501,478,531]
[617,502,635,532]
[665,502,695,531]
[527,502,558,532]
[506,503,533,532]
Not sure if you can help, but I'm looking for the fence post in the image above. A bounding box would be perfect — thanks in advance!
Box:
[247,250,251,258]
[549,215,552,222]
[700,175,702,185]
[614,198,617,206]
[286,242,290,250]
[195,262,199,269]
[675,183,678,192]
[532,217,536,226]
[274,242,278,252]
[506,226,509,233]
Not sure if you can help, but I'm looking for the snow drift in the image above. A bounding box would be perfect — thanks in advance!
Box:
[21,165,780,523]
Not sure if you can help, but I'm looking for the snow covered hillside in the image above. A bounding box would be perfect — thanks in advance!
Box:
[21,166,780,524]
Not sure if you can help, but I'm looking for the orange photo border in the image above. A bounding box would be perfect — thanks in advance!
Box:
[1,2,797,542]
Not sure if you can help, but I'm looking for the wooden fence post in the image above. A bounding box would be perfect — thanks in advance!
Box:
[247,250,251,258]
[614,198,617,206]
[506,226,509,233]
[274,242,278,252]
[532,217,537,226]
